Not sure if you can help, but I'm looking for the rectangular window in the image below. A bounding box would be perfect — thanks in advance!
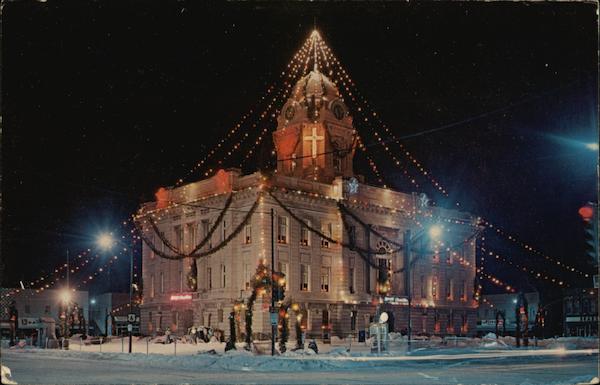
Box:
[420,275,426,298]
[349,264,355,294]
[431,275,438,299]
[244,264,250,290]
[348,225,356,245]
[160,232,166,253]
[221,264,226,288]
[333,156,342,172]
[278,261,289,289]
[446,250,454,264]
[174,225,183,251]
[207,267,212,290]
[179,270,183,292]
[25,305,31,314]
[151,274,155,298]
[277,216,288,244]
[321,222,332,248]
[218,308,224,323]
[186,222,196,253]
[459,279,466,301]
[447,279,454,301]
[244,222,252,244]
[160,272,164,294]
[202,220,211,249]
[300,264,310,291]
[221,219,227,242]
[300,221,310,246]
[320,266,330,292]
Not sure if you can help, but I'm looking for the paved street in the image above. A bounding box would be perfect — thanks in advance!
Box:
[2,349,598,384]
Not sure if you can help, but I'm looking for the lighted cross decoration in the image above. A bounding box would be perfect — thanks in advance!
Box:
[304,126,324,159]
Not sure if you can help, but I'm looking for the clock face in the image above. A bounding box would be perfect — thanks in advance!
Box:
[284,105,295,120]
[332,103,345,120]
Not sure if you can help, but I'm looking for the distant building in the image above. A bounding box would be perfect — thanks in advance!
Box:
[88,292,135,336]
[477,292,539,336]
[563,288,597,337]
[0,288,89,336]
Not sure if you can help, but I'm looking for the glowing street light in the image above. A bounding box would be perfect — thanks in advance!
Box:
[97,233,115,250]
[60,289,72,304]
[97,231,135,353]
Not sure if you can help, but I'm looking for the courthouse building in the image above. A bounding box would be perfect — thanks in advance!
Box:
[137,68,480,339]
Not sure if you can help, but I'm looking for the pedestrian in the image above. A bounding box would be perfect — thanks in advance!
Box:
[8,300,18,347]
[165,327,171,344]
[190,326,197,344]
[308,339,318,354]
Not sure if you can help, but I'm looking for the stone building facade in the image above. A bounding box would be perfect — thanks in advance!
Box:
[138,70,480,339]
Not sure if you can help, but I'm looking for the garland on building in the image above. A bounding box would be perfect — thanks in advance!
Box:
[337,202,404,249]
[133,192,261,261]
[268,190,388,255]
[187,258,198,291]
[147,192,234,256]
[245,259,271,350]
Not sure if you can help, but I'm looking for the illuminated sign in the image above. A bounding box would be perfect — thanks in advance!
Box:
[170,294,192,301]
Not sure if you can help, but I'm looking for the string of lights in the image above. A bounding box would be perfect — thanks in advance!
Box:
[480,219,590,278]
[479,245,567,287]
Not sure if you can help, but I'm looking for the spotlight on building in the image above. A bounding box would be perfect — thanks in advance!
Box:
[428,225,443,239]
[585,142,599,151]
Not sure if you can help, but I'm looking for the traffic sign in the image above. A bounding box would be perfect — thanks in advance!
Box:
[270,312,278,326]
[127,313,136,323]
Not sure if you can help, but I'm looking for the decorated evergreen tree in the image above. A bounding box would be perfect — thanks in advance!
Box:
[244,260,271,350]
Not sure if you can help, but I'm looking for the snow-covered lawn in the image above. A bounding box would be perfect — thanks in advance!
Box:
[1,335,597,384]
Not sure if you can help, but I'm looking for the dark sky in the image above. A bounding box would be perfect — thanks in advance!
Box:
[2,1,598,298]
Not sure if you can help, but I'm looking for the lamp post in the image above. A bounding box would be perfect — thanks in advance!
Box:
[98,233,135,353]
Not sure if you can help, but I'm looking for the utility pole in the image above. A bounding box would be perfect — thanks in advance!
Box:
[403,230,412,352]
[66,248,70,338]
[271,208,276,356]
[128,245,133,353]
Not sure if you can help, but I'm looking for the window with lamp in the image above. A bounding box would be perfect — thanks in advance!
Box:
[321,222,332,248]
[320,266,330,292]
[277,216,288,244]
[300,221,310,246]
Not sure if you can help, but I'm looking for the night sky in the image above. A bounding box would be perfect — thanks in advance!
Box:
[2,1,598,305]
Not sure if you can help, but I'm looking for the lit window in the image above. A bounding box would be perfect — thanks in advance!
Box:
[431,275,438,299]
[300,221,310,246]
[321,222,332,248]
[447,279,454,301]
[278,216,288,244]
[320,267,330,292]
[300,264,310,291]
[278,262,289,289]
[186,222,196,253]
[174,225,183,250]
[245,223,252,244]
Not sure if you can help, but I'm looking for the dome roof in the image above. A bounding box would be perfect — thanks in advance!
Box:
[291,70,339,104]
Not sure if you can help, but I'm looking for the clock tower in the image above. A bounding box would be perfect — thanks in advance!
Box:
[273,69,356,183]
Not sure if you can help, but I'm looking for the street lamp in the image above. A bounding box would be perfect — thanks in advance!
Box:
[97,232,134,353]
[402,223,445,351]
